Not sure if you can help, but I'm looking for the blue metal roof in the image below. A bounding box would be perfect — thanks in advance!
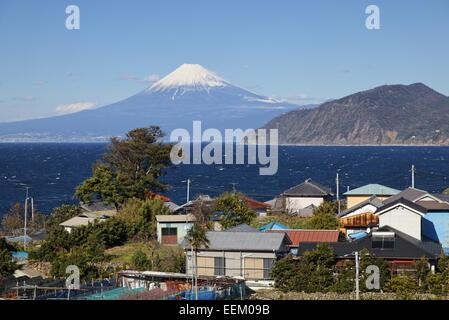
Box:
[259,222,288,232]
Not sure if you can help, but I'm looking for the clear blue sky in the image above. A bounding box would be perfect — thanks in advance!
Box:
[0,0,448,122]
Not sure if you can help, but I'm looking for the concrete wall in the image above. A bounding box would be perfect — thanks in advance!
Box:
[285,196,323,212]
[157,222,194,245]
[378,205,422,240]
[185,250,277,280]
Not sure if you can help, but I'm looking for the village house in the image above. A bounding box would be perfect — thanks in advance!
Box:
[338,196,384,236]
[156,214,195,245]
[344,184,400,209]
[182,227,291,281]
[238,194,271,217]
[375,194,449,252]
[60,203,117,233]
[278,178,334,214]
[268,229,339,254]
[375,198,426,240]
[296,226,442,274]
[383,187,443,205]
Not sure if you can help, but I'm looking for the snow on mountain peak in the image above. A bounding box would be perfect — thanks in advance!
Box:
[148,64,229,92]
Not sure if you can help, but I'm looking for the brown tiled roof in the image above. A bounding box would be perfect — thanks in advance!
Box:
[239,195,271,209]
[268,229,339,246]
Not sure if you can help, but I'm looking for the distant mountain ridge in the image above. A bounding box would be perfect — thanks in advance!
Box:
[262,83,449,145]
[0,64,301,142]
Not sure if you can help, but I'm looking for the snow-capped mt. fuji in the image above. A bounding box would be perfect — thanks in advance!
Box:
[0,64,303,142]
[148,64,229,93]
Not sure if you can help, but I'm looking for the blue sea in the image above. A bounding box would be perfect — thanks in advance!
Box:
[1,143,449,216]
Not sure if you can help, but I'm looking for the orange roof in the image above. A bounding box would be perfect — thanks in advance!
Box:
[239,195,270,209]
[268,229,339,246]
[145,191,171,202]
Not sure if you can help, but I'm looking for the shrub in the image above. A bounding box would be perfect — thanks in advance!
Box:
[386,276,418,299]
[132,250,151,271]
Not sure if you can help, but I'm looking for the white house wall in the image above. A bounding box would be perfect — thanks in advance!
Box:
[378,206,422,240]
[285,197,323,212]
[345,204,378,218]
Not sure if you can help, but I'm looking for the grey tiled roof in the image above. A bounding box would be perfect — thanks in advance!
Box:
[283,178,334,197]
[182,231,290,251]
[383,188,429,205]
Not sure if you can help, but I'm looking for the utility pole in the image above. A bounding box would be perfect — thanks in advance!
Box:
[355,251,360,300]
[411,165,416,189]
[186,178,191,203]
[336,173,340,216]
[23,187,35,249]
[24,187,29,250]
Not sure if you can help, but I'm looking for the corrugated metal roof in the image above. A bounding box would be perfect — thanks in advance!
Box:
[60,216,98,227]
[156,214,196,223]
[182,231,290,251]
[344,184,400,196]
[269,229,339,246]
[225,224,260,232]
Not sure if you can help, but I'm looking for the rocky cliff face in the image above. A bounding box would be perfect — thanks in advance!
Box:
[262,83,449,145]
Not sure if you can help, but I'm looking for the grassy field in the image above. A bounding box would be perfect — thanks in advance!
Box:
[105,241,185,272]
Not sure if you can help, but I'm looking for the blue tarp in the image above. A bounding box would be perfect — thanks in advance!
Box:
[12,251,29,260]
[348,231,369,240]
[6,235,33,243]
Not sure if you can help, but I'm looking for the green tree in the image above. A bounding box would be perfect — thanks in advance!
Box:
[47,205,81,229]
[132,250,151,271]
[270,254,300,292]
[118,198,169,241]
[305,201,340,230]
[185,223,210,283]
[76,127,173,209]
[271,244,336,293]
[359,249,390,291]
[415,257,430,289]
[1,203,24,236]
[0,249,17,277]
[0,238,17,278]
[215,192,256,229]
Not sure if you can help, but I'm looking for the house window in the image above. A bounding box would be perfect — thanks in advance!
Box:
[372,233,395,249]
[161,227,178,244]
[214,257,226,276]
[263,258,275,279]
